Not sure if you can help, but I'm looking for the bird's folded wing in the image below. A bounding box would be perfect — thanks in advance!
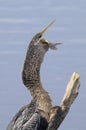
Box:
[22,112,40,130]
[7,100,37,130]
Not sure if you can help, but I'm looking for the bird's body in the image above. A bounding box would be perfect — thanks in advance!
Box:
[7,21,62,130]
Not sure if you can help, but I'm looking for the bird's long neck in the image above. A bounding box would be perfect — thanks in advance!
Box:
[22,44,42,89]
[22,43,52,118]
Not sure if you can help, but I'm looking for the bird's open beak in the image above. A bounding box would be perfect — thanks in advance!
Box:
[35,20,56,45]
[40,19,56,35]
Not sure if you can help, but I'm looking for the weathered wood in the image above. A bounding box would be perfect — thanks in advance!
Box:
[61,72,80,109]
[48,72,80,130]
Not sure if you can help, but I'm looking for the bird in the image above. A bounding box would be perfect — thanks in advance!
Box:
[7,20,62,130]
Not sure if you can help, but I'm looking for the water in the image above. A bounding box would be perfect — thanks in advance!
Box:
[0,0,86,129]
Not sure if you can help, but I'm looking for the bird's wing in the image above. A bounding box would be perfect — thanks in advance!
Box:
[21,111,40,130]
[24,112,48,130]
[7,100,48,130]
[7,100,37,130]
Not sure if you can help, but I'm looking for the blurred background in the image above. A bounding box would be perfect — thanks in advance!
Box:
[0,0,86,129]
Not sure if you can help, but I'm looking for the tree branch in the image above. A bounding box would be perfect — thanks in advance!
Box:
[48,72,80,130]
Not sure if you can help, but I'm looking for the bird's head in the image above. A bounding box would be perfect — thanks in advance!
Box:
[32,20,56,46]
[30,20,62,53]
[28,20,62,64]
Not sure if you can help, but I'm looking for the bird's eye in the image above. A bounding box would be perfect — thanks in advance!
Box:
[38,34,42,38]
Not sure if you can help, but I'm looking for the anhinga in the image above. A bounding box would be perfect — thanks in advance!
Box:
[7,20,62,130]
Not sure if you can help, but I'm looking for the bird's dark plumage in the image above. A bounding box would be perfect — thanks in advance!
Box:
[7,21,62,130]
